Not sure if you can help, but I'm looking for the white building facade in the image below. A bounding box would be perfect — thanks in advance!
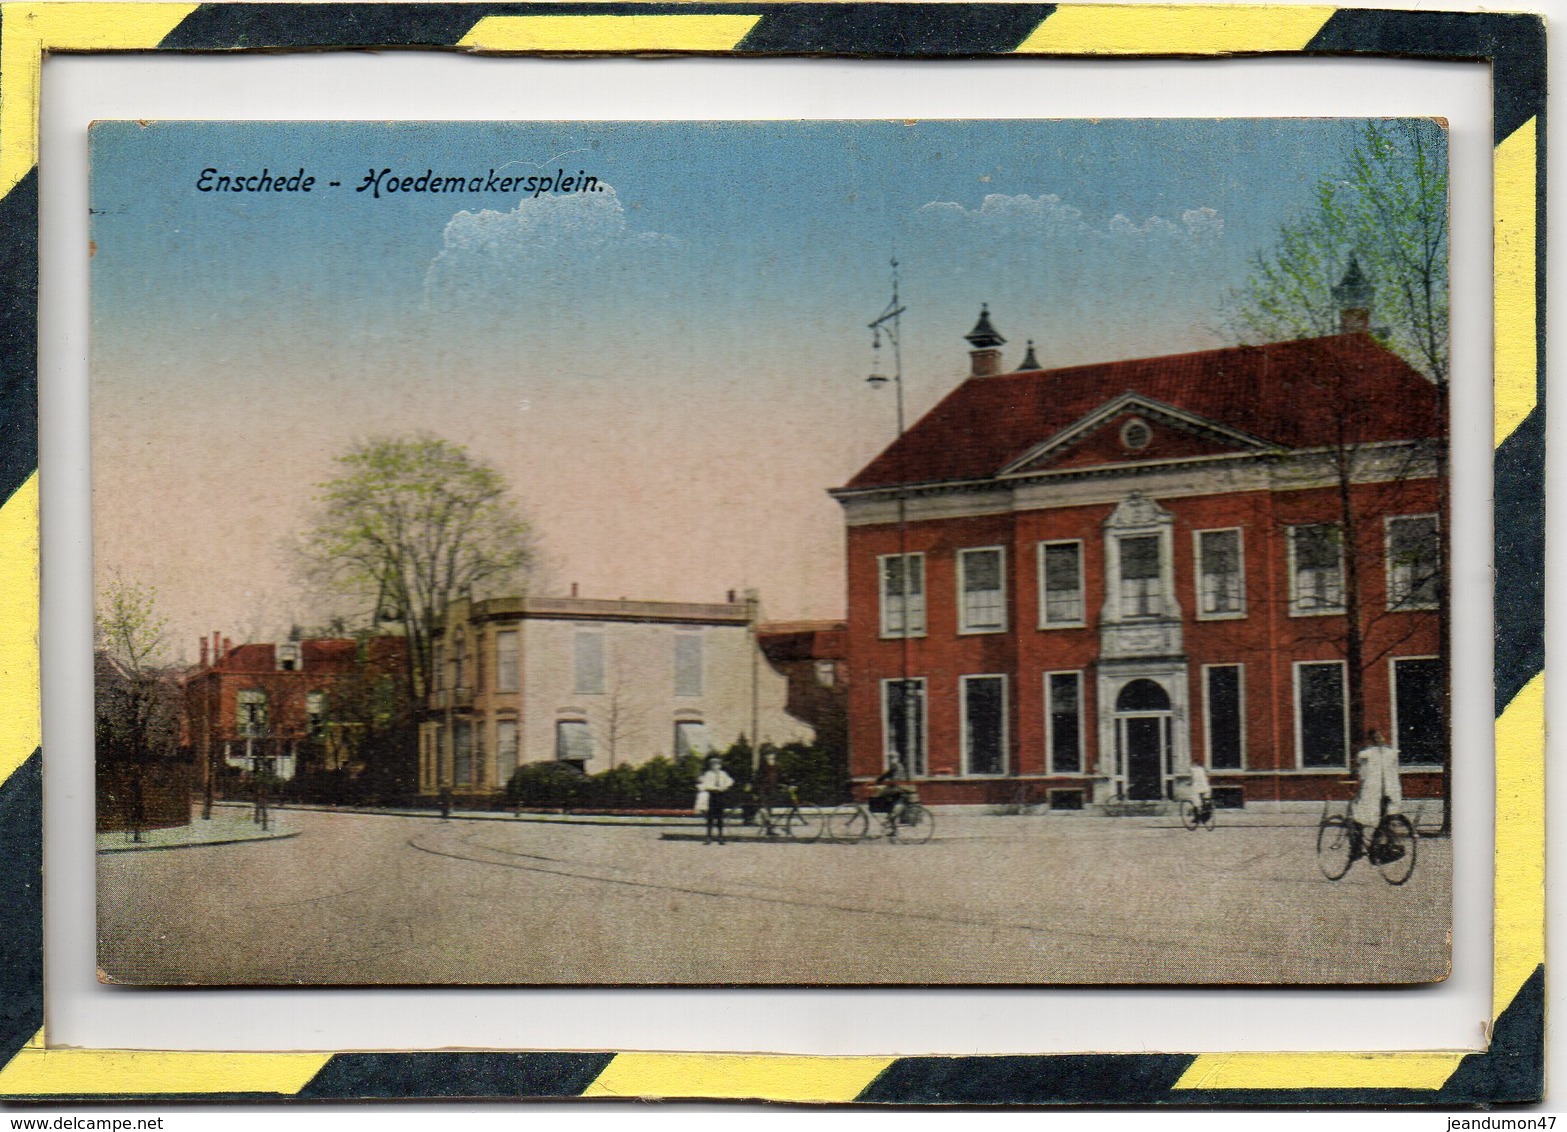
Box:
[418,594,811,796]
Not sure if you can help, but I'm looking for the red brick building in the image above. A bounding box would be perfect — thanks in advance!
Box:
[757,619,849,764]
[183,633,407,785]
[831,306,1443,813]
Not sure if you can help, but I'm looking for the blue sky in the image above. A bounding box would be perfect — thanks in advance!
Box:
[88,119,1440,654]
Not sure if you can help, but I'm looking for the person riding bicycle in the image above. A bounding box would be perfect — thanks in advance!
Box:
[1187,761,1213,823]
[1349,729,1403,860]
[869,759,912,820]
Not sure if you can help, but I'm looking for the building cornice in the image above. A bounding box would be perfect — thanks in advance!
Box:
[835,441,1438,528]
[465,595,751,627]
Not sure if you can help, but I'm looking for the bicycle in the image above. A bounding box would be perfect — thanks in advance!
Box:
[1316,802,1417,885]
[1178,796,1216,831]
[753,785,822,842]
[827,791,935,844]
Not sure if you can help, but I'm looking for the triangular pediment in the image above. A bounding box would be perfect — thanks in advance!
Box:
[998,392,1280,476]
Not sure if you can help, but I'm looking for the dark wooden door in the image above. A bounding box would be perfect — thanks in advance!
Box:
[1125,717,1164,801]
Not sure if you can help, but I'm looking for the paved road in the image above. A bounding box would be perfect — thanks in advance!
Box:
[97,809,1449,986]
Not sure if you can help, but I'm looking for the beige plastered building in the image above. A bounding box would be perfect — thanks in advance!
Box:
[418,594,811,796]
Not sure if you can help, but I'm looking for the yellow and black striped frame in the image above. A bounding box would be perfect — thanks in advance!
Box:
[0,3,1544,1106]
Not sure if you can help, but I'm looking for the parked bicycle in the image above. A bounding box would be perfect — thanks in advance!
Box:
[827,791,935,844]
[753,784,822,842]
[1316,800,1416,885]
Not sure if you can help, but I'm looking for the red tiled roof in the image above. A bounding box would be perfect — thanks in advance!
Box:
[842,333,1442,491]
[201,637,406,675]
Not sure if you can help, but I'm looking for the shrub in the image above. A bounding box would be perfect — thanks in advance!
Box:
[505,761,586,808]
[501,738,850,811]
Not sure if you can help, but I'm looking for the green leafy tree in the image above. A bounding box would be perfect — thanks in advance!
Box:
[95,575,181,840]
[1226,120,1448,383]
[299,434,535,702]
[94,574,178,764]
[1227,119,1450,831]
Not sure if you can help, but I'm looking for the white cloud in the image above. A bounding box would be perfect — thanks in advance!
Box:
[422,185,678,310]
[918,192,1222,245]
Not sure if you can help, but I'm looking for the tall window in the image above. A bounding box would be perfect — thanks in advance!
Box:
[573,629,605,694]
[431,642,444,692]
[452,632,467,691]
[673,720,711,759]
[454,720,474,785]
[962,675,1007,775]
[495,630,519,693]
[1196,529,1244,617]
[1045,671,1082,773]
[881,678,926,776]
[958,548,1006,633]
[305,691,325,739]
[674,633,703,697]
[1204,665,1244,770]
[879,553,926,637]
[495,719,519,784]
[1387,515,1440,610]
[236,690,267,734]
[557,719,594,763]
[1296,661,1348,767]
[1118,535,1162,617]
[1291,524,1345,614]
[1393,657,1443,765]
[1039,541,1084,626]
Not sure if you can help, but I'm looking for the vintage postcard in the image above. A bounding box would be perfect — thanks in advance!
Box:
[91,118,1450,986]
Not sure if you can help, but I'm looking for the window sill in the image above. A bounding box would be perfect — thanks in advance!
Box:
[878,631,928,641]
[1385,602,1440,613]
[1288,607,1346,618]
[1038,621,1088,631]
[1194,611,1247,622]
[957,626,1007,636]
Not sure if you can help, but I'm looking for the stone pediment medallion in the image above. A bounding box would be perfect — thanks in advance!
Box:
[1104,491,1172,529]
[998,392,1279,477]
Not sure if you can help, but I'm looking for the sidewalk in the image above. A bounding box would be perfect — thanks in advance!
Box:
[278,800,722,829]
[96,806,299,853]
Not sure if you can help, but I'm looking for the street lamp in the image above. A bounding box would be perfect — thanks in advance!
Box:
[867,260,914,781]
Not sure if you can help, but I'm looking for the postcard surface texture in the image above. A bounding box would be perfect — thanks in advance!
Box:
[90,119,1451,986]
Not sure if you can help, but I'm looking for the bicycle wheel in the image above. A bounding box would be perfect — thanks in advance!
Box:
[896,804,935,844]
[783,805,822,842]
[1316,816,1355,880]
[1179,800,1200,831]
[1201,804,1217,831]
[1371,814,1417,885]
[828,805,869,843]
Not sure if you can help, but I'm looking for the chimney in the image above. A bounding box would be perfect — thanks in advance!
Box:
[963,304,1006,377]
[570,582,579,597]
[222,636,232,659]
[211,630,220,662]
[199,637,208,667]
[1332,255,1373,334]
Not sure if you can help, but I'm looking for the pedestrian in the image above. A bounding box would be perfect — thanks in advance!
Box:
[755,749,782,832]
[695,754,735,844]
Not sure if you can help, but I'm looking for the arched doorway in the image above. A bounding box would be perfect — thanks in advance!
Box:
[1115,678,1172,801]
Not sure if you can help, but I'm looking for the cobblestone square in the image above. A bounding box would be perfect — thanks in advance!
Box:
[98,807,1449,985]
